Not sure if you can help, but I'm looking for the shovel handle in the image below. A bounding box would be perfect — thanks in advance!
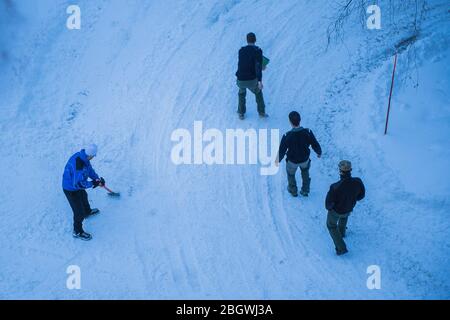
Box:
[102,185,115,194]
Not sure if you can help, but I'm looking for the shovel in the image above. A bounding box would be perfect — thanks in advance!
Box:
[102,185,120,197]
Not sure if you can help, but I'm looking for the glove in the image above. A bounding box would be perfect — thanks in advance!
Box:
[92,179,100,188]
[100,177,105,186]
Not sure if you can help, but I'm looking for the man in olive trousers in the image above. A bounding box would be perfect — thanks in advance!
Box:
[325,160,365,255]
[276,111,322,197]
[235,32,267,120]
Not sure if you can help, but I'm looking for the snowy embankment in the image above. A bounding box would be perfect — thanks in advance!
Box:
[0,0,449,299]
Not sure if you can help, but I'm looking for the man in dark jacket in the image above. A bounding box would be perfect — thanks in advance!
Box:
[276,111,322,197]
[325,160,365,255]
[235,32,267,120]
[62,144,105,241]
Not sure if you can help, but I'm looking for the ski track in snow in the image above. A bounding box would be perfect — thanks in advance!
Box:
[0,0,449,299]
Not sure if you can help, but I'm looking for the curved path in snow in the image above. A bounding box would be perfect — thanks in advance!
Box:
[0,0,448,299]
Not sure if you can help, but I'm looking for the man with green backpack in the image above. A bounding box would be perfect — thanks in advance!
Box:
[235,32,269,120]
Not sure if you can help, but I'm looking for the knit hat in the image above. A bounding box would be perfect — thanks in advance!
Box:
[338,160,352,172]
[85,144,98,157]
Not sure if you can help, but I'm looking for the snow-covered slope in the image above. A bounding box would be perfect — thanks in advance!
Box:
[0,0,449,299]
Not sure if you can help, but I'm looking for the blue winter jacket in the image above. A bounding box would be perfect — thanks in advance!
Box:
[62,149,99,191]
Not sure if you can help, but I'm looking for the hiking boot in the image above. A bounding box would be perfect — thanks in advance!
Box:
[259,113,269,118]
[336,248,348,256]
[299,190,309,197]
[287,187,298,197]
[86,208,100,218]
[73,231,92,241]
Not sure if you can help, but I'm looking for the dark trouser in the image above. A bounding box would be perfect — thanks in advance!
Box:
[237,79,266,115]
[63,189,91,234]
[286,159,311,194]
[326,210,350,253]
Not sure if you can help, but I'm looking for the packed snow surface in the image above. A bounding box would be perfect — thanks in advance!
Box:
[0,0,449,299]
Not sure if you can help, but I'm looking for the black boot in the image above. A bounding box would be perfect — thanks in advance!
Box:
[86,208,100,219]
[336,248,348,256]
[287,186,298,197]
[73,231,92,241]
[299,190,309,197]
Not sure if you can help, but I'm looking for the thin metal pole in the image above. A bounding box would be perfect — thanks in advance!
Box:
[384,53,398,135]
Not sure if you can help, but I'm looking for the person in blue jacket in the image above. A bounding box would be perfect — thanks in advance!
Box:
[62,144,105,241]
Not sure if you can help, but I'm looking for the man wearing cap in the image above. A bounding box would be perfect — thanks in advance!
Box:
[325,160,365,255]
[62,144,105,241]
[276,111,322,197]
[235,32,268,120]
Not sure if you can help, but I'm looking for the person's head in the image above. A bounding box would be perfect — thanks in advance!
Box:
[85,144,98,161]
[338,160,352,176]
[247,32,256,44]
[289,111,301,127]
